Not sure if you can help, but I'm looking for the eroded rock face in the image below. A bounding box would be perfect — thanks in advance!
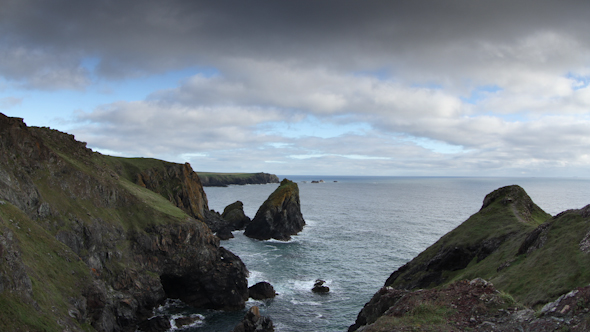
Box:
[136,162,209,221]
[244,179,305,241]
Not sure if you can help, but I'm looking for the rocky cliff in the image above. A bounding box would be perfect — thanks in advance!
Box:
[244,179,305,241]
[197,172,279,187]
[0,113,248,331]
[350,185,590,331]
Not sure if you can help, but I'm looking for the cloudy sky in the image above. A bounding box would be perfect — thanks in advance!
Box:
[1,0,590,176]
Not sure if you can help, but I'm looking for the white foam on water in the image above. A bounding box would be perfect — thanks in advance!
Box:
[289,299,322,306]
[247,270,266,286]
[169,313,205,331]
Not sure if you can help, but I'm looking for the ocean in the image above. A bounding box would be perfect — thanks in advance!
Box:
[159,176,590,331]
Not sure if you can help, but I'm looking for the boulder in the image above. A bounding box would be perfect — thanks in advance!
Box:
[248,281,277,300]
[244,179,305,241]
[233,306,274,332]
[222,201,252,230]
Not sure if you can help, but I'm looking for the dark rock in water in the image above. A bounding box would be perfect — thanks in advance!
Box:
[249,281,277,300]
[137,315,171,332]
[244,179,305,241]
[312,279,330,293]
[222,201,252,230]
[233,306,274,332]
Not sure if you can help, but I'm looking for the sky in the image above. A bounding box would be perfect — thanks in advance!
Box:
[1,0,590,177]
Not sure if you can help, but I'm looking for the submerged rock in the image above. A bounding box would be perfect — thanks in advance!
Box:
[244,179,305,241]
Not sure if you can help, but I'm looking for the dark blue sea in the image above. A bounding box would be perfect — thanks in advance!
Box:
[159,176,590,331]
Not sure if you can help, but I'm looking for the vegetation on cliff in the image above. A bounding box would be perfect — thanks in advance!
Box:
[0,113,249,331]
[351,185,590,331]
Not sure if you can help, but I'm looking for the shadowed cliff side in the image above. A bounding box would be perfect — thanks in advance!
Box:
[0,113,248,332]
[350,185,590,331]
[244,179,305,241]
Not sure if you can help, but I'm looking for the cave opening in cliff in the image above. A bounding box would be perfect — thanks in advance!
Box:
[160,273,208,307]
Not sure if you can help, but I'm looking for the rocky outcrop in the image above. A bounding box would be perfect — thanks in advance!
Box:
[350,279,590,332]
[384,185,549,291]
[198,172,279,187]
[248,281,277,300]
[244,179,305,241]
[0,113,249,331]
[222,201,251,230]
[232,306,274,332]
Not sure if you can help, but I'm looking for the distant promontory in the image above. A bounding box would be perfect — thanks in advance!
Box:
[197,172,279,187]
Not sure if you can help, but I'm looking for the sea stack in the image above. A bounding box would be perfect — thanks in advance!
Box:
[244,179,305,241]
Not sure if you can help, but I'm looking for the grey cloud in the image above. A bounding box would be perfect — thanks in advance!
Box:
[2,1,590,84]
[0,96,22,109]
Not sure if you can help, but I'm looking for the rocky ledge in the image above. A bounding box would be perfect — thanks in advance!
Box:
[244,179,305,241]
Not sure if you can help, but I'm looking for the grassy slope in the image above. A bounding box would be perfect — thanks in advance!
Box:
[0,130,194,331]
[0,203,93,331]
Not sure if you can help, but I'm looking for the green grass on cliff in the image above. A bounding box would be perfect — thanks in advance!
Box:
[493,209,590,307]
[0,202,92,332]
[118,178,188,221]
[103,156,173,182]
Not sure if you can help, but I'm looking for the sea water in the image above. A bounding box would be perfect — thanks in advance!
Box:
[163,176,590,331]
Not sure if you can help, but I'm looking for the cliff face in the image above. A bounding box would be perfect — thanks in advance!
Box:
[244,179,305,241]
[0,113,248,331]
[350,185,590,331]
[198,172,279,187]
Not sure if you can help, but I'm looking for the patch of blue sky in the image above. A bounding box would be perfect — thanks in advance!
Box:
[461,85,503,105]
[352,67,392,81]
[404,136,465,154]
[480,112,527,122]
[261,115,372,139]
[3,62,219,130]
[565,73,590,90]
[410,82,443,90]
